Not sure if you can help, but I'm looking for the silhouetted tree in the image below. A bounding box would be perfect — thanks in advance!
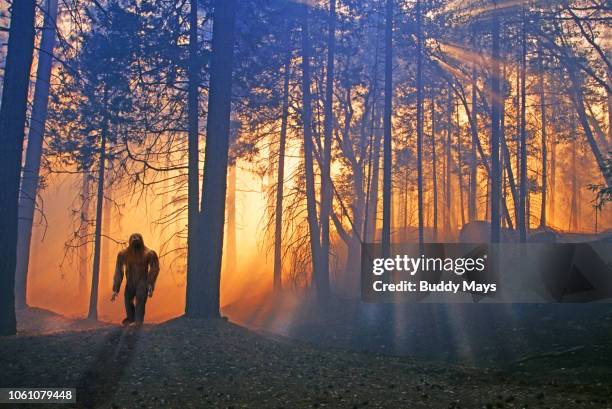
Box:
[186,0,237,318]
[0,0,36,336]
[382,0,393,255]
[15,0,59,309]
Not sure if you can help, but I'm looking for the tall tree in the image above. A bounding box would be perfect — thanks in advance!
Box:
[416,0,424,247]
[365,116,382,242]
[468,48,478,222]
[607,65,612,147]
[101,187,112,293]
[87,99,109,321]
[319,0,336,299]
[445,85,453,237]
[225,163,237,274]
[78,171,91,299]
[300,4,322,290]
[538,34,547,228]
[490,11,501,243]
[273,55,290,293]
[382,0,393,255]
[518,4,528,242]
[185,0,200,314]
[186,0,237,318]
[15,0,59,309]
[430,96,438,242]
[0,0,36,336]
[570,119,579,231]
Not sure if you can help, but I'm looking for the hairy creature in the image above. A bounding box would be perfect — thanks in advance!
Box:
[112,233,160,325]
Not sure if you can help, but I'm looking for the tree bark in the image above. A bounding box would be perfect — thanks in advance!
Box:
[445,85,453,237]
[501,118,518,226]
[300,5,322,290]
[490,14,501,243]
[416,0,424,248]
[0,0,36,336]
[518,6,528,242]
[538,38,547,228]
[185,0,200,313]
[319,0,335,299]
[225,164,236,274]
[430,97,438,242]
[469,65,478,222]
[363,29,382,243]
[570,121,579,231]
[14,0,58,309]
[101,185,111,296]
[382,0,393,255]
[186,0,236,318]
[366,118,382,242]
[87,108,108,321]
[79,171,90,299]
[499,70,514,230]
[550,127,556,224]
[273,55,290,293]
[457,104,466,227]
[607,66,612,147]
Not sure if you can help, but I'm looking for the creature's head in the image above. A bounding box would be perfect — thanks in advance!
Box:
[128,233,145,251]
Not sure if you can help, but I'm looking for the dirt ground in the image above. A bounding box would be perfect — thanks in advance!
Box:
[1,308,611,409]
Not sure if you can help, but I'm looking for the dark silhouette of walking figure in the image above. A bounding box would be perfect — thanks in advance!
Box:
[111,233,160,325]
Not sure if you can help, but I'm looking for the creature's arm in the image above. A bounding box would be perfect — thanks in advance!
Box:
[147,250,160,291]
[112,252,125,293]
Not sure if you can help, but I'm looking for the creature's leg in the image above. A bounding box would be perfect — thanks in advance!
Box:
[124,286,136,323]
[134,281,148,324]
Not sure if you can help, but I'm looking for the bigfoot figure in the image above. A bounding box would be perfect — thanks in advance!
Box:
[111,233,160,325]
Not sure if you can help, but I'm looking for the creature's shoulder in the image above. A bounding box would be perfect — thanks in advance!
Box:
[144,248,159,260]
[118,248,129,258]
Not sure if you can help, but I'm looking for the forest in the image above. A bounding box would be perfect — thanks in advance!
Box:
[0,0,611,407]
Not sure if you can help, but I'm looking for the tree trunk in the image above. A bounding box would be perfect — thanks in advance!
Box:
[570,123,578,231]
[416,0,424,248]
[445,85,453,237]
[501,116,518,226]
[300,5,322,290]
[538,39,547,228]
[87,111,108,321]
[366,119,382,242]
[224,164,236,275]
[518,6,528,242]
[186,0,237,318]
[469,66,478,222]
[185,0,200,313]
[382,0,393,255]
[363,28,382,243]
[0,0,36,336]
[490,14,501,243]
[457,104,466,228]
[14,0,58,309]
[402,169,409,240]
[431,97,438,242]
[550,128,556,225]
[607,66,612,147]
[273,56,290,293]
[498,62,515,229]
[79,172,90,299]
[101,186,111,295]
[319,0,335,299]
[336,86,365,279]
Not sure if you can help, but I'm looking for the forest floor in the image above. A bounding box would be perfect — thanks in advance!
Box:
[1,308,611,408]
